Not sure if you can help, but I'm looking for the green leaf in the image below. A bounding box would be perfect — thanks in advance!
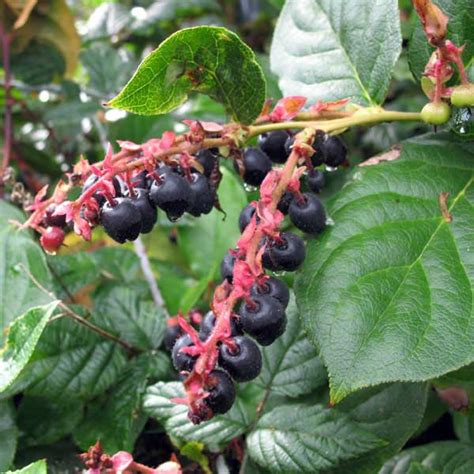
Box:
[0,302,59,393]
[270,0,402,106]
[178,167,247,279]
[6,317,127,400]
[5,460,47,474]
[247,383,427,473]
[0,201,53,345]
[295,133,474,403]
[0,401,18,472]
[255,294,327,397]
[73,354,153,452]
[380,441,474,473]
[108,26,266,124]
[144,382,257,448]
[93,285,166,350]
[247,404,385,472]
[408,0,474,82]
[17,396,84,446]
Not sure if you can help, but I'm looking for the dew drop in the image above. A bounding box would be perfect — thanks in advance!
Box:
[243,183,258,192]
[325,216,335,226]
[325,165,337,172]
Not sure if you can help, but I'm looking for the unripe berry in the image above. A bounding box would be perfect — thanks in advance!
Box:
[204,369,236,414]
[219,336,262,381]
[288,192,326,234]
[451,84,474,108]
[421,101,451,125]
[258,130,291,163]
[40,226,65,253]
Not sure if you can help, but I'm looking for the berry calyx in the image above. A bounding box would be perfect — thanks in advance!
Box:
[238,147,272,186]
[40,226,65,253]
[250,277,290,308]
[203,369,236,415]
[288,192,326,234]
[238,203,257,232]
[306,169,325,193]
[188,173,215,217]
[421,101,451,125]
[199,311,242,341]
[130,188,157,234]
[149,170,192,221]
[218,335,262,382]
[262,232,306,272]
[239,294,286,346]
[451,84,474,108]
[100,198,142,243]
[258,130,291,163]
[172,334,197,372]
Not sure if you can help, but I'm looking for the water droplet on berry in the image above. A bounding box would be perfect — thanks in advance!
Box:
[243,183,258,192]
[325,216,335,226]
[325,165,337,172]
[272,271,287,277]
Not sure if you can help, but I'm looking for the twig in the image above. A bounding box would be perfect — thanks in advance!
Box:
[0,24,13,182]
[133,236,169,317]
[19,263,141,354]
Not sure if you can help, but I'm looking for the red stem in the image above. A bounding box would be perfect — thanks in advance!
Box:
[1,24,12,182]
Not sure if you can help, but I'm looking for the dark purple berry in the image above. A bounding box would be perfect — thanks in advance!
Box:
[204,369,235,414]
[172,334,197,372]
[239,294,287,346]
[164,324,183,351]
[188,173,215,217]
[262,232,306,272]
[149,172,192,221]
[199,311,242,341]
[277,191,293,215]
[130,188,157,233]
[250,277,289,308]
[284,131,325,166]
[258,131,291,164]
[219,336,262,381]
[237,148,272,186]
[195,149,218,177]
[238,203,257,232]
[323,135,347,167]
[289,193,326,234]
[44,205,67,228]
[306,169,325,193]
[221,251,235,282]
[100,197,142,243]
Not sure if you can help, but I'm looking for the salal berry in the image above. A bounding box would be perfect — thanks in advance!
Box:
[40,226,65,253]
[44,205,67,228]
[195,149,218,177]
[258,130,290,163]
[130,188,157,233]
[238,203,257,232]
[219,335,262,382]
[164,323,183,351]
[250,277,290,308]
[100,198,142,243]
[239,294,287,346]
[322,135,347,167]
[421,101,451,125]
[199,311,242,341]
[306,169,325,193]
[220,251,236,282]
[83,175,126,205]
[204,369,235,414]
[277,191,293,215]
[188,173,215,217]
[262,232,306,272]
[451,84,474,108]
[289,192,326,234]
[172,334,197,372]
[238,147,272,186]
[149,171,192,221]
[285,131,325,166]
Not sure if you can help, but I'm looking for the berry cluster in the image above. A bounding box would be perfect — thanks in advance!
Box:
[166,129,347,422]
